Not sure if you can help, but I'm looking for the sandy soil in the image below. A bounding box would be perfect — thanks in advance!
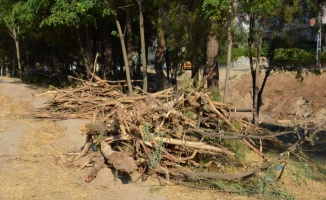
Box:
[220,68,326,126]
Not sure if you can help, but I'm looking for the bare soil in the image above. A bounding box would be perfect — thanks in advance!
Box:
[225,70,326,126]
[0,70,325,200]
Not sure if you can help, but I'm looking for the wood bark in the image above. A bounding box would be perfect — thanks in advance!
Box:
[223,2,233,103]
[205,29,219,90]
[85,154,105,183]
[76,31,92,79]
[248,15,256,125]
[253,18,264,126]
[154,137,235,157]
[8,27,22,79]
[103,38,113,79]
[114,12,133,94]
[137,0,148,92]
[126,9,134,79]
[154,12,170,91]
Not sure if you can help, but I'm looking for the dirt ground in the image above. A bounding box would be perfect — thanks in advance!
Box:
[220,68,326,126]
[0,69,325,200]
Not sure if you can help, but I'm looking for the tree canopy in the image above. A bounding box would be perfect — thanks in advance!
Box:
[0,0,323,87]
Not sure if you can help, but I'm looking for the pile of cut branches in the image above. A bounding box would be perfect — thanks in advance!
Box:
[41,77,298,184]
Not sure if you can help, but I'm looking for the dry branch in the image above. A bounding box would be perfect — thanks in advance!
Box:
[154,137,235,157]
[40,75,310,185]
[85,154,105,183]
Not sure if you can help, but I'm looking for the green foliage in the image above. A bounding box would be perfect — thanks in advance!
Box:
[321,51,326,63]
[150,138,163,169]
[179,77,193,93]
[162,3,194,61]
[211,175,294,199]
[219,46,248,64]
[202,0,229,21]
[256,179,294,200]
[208,90,221,102]
[102,6,115,17]
[288,159,313,186]
[221,139,245,160]
[185,111,197,120]
[142,122,152,143]
[231,121,241,130]
[273,48,315,67]
[240,0,282,16]
[41,0,96,27]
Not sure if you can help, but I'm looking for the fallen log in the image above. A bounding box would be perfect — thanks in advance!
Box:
[85,154,105,183]
[101,142,138,174]
[154,137,235,157]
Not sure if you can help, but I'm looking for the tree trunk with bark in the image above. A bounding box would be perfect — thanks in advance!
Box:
[249,15,263,126]
[114,13,133,94]
[253,21,263,126]
[103,38,113,79]
[137,0,148,92]
[223,2,233,103]
[248,15,256,125]
[154,26,170,91]
[10,28,22,79]
[126,9,134,79]
[76,31,92,79]
[205,29,219,91]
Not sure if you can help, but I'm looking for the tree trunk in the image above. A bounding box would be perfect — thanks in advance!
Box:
[137,0,148,92]
[4,56,10,77]
[126,9,134,79]
[248,15,256,125]
[252,17,264,126]
[205,29,219,90]
[223,2,233,103]
[114,13,133,94]
[154,25,170,91]
[11,28,22,79]
[85,25,94,78]
[76,31,92,79]
[257,35,276,123]
[103,39,113,79]
[165,44,170,80]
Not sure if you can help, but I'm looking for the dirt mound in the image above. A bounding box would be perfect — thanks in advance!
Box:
[228,71,326,125]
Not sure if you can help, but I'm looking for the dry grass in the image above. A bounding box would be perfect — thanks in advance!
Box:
[0,94,91,199]
[281,156,326,200]
[0,157,90,199]
[0,94,31,119]
[0,118,91,199]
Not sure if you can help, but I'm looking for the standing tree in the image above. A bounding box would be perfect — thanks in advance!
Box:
[242,0,283,125]
[240,0,311,125]
[137,0,148,92]
[153,7,170,90]
[202,0,231,91]
[0,0,28,79]
[114,11,133,93]
[102,1,134,93]
[223,0,234,103]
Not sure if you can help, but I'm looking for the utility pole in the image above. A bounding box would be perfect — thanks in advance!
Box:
[316,11,322,69]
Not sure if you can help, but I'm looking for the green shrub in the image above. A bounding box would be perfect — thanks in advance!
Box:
[273,48,315,66]
[209,90,221,102]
